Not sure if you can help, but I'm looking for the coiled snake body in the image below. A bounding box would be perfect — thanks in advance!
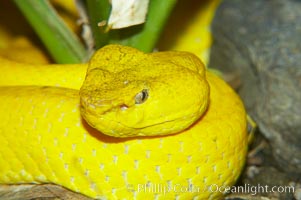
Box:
[0,45,247,199]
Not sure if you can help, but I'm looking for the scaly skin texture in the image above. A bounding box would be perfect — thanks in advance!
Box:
[0,45,248,199]
[80,45,210,137]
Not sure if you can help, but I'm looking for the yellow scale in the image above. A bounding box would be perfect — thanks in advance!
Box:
[0,0,248,199]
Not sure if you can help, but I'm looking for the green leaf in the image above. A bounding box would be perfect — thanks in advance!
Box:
[13,0,88,63]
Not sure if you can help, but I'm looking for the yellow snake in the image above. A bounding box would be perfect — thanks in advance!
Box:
[0,44,248,199]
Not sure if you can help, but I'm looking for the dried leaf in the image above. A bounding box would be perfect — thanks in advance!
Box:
[108,0,149,29]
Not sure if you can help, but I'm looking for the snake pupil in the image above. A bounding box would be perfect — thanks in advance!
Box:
[135,89,148,104]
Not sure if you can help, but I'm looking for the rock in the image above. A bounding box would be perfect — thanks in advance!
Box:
[210,0,301,174]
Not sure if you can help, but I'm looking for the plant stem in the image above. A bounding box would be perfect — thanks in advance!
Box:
[112,0,177,52]
[86,0,111,49]
[87,0,177,53]
[13,0,87,63]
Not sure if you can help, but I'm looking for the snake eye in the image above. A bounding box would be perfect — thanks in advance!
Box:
[135,89,149,104]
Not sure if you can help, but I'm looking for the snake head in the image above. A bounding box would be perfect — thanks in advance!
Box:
[80,45,209,138]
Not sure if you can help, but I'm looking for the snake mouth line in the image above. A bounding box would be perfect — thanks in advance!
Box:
[80,94,205,137]
[95,111,200,136]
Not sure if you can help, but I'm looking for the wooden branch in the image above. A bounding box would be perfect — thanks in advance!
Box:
[0,184,93,200]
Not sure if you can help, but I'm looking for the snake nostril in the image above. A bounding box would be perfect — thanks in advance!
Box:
[120,104,128,111]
